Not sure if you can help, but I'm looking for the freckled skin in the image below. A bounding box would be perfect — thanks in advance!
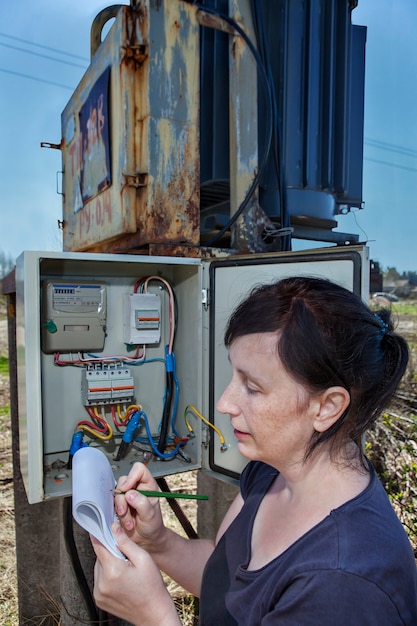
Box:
[216,332,316,471]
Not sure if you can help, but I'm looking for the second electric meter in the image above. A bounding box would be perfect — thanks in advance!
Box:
[41,281,107,353]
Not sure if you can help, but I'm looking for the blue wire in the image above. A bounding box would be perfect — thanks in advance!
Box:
[140,410,186,460]
[171,352,180,436]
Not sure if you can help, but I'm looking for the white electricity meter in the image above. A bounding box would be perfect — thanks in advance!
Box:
[41,280,107,353]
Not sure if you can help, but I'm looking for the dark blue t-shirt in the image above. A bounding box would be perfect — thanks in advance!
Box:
[199,461,417,625]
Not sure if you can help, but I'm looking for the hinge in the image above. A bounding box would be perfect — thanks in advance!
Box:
[202,424,210,448]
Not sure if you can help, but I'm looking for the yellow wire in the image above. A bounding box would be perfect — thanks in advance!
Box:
[184,404,226,445]
[81,403,145,441]
[78,424,113,441]
[90,406,114,439]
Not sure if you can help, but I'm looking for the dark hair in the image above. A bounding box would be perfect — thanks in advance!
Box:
[224,276,409,462]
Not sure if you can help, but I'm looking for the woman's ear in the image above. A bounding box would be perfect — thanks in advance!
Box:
[312,387,351,433]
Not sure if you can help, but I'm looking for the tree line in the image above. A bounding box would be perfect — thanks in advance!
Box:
[384,267,417,286]
[0,251,15,280]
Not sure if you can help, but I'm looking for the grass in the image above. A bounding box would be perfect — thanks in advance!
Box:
[0,357,8,376]
[0,402,18,625]
[393,302,417,316]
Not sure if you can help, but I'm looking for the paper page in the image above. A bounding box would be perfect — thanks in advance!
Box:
[72,446,125,560]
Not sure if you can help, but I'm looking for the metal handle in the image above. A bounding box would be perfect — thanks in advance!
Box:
[90,5,123,58]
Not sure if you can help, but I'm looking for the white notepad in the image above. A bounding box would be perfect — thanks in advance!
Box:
[72,446,125,560]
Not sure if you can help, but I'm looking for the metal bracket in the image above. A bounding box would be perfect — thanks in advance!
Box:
[123,173,148,187]
[40,141,62,150]
[122,44,148,67]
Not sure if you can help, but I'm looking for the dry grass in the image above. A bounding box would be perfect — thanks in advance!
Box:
[0,388,18,624]
[367,300,417,555]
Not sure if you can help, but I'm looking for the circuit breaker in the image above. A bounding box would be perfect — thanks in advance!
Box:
[123,293,161,345]
[15,246,369,503]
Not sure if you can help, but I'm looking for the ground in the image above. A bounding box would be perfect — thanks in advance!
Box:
[0,300,17,624]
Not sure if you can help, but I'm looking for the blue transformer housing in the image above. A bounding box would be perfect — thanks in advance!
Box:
[200,0,367,246]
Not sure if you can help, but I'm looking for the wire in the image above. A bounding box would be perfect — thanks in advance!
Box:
[184,404,227,450]
[0,66,74,90]
[364,137,417,158]
[77,407,113,440]
[141,410,188,460]
[134,276,178,453]
[364,156,417,174]
[113,403,142,428]
[157,349,174,454]
[0,41,86,69]
[261,225,294,241]
[171,353,181,437]
[63,497,100,623]
[54,351,158,366]
[0,30,89,62]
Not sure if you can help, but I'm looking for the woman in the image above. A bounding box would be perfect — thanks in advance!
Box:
[92,276,417,625]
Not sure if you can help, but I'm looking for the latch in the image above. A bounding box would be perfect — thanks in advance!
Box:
[201,288,209,310]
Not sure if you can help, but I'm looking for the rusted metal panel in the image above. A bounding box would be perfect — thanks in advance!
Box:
[61,1,200,252]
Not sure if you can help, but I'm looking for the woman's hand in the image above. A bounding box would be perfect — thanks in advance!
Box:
[113,462,167,552]
[92,524,181,626]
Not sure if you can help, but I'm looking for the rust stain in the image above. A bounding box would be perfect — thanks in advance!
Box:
[196,10,235,35]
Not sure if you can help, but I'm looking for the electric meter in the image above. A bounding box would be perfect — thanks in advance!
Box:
[41,280,107,353]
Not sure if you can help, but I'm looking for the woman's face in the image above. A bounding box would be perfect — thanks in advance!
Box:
[216,332,318,469]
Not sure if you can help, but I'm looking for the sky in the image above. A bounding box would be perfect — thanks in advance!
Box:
[0,0,416,274]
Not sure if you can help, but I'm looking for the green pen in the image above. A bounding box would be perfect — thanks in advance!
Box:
[112,488,208,501]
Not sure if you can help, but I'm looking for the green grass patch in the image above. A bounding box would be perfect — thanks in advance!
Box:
[393,302,417,317]
[0,406,9,416]
[0,356,9,375]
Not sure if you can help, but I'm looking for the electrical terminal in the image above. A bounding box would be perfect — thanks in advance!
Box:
[177,448,192,463]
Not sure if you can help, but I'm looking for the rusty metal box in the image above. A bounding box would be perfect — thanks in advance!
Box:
[61,1,200,253]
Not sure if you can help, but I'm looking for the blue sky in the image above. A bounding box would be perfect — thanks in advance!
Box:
[0,0,416,273]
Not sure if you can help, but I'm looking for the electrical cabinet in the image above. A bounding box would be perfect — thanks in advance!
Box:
[15,246,369,503]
